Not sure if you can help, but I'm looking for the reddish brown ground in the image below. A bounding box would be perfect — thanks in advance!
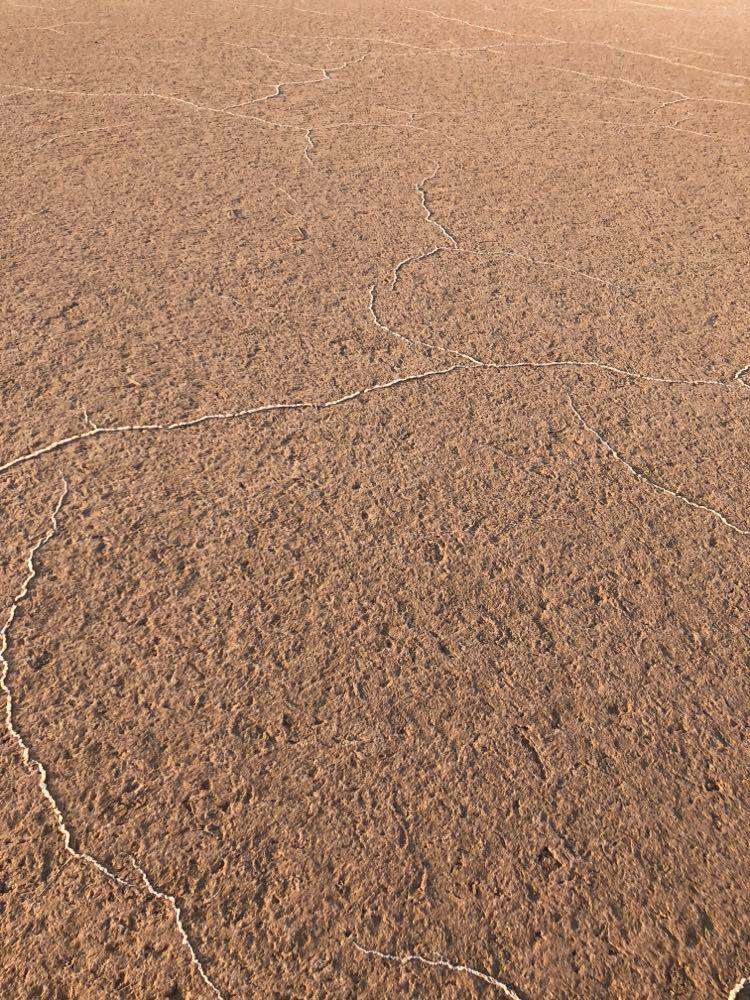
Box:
[1,1,750,997]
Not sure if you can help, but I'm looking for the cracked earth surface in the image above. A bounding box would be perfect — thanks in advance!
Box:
[1,0,750,997]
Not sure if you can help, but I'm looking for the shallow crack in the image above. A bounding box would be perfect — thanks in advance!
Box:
[223,52,365,109]
[0,478,126,887]
[598,41,750,84]
[567,394,750,536]
[37,121,134,148]
[385,163,638,308]
[2,353,747,480]
[416,162,457,248]
[368,282,482,363]
[561,113,715,139]
[370,171,746,387]
[551,66,750,110]
[303,126,315,164]
[407,6,562,44]
[351,940,524,998]
[0,82,454,150]
[131,861,225,999]
[408,6,750,83]
[6,6,750,996]
[0,480,226,999]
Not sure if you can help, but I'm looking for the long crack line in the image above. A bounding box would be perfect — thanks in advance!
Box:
[2,356,747,481]
[0,479,227,999]
[567,394,750,535]
[9,7,749,996]
[407,5,562,44]
[554,67,750,109]
[599,41,750,84]
[372,168,749,386]
[407,7,750,83]
[0,478,127,887]
[373,216,744,385]
[0,401,310,475]
[351,940,524,998]
[562,114,715,139]
[0,83,453,147]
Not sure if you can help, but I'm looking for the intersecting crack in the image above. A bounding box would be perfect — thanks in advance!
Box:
[0,350,748,475]
[362,169,750,539]
[389,163,456,291]
[389,174,636,298]
[380,163,662,326]
[0,480,226,1000]
[0,80,454,162]
[5,65,741,159]
[368,167,749,391]
[4,9,750,996]
[223,52,366,109]
[351,940,525,998]
[0,371,465,475]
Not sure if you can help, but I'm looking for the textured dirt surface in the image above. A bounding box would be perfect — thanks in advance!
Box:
[2,1,750,997]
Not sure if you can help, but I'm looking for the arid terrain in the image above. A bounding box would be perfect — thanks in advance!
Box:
[1,0,749,997]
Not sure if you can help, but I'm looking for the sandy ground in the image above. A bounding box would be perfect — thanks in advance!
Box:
[1,0,750,997]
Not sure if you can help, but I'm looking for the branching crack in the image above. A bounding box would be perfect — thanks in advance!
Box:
[384,163,639,315]
[368,171,749,404]
[5,10,750,993]
[4,353,747,482]
[223,53,365,109]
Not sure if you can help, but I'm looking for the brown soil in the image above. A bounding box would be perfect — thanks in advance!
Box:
[1,1,749,998]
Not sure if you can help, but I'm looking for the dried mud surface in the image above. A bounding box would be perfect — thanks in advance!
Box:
[1,1,750,997]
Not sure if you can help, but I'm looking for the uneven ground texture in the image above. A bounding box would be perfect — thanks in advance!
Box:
[1,0,749,997]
